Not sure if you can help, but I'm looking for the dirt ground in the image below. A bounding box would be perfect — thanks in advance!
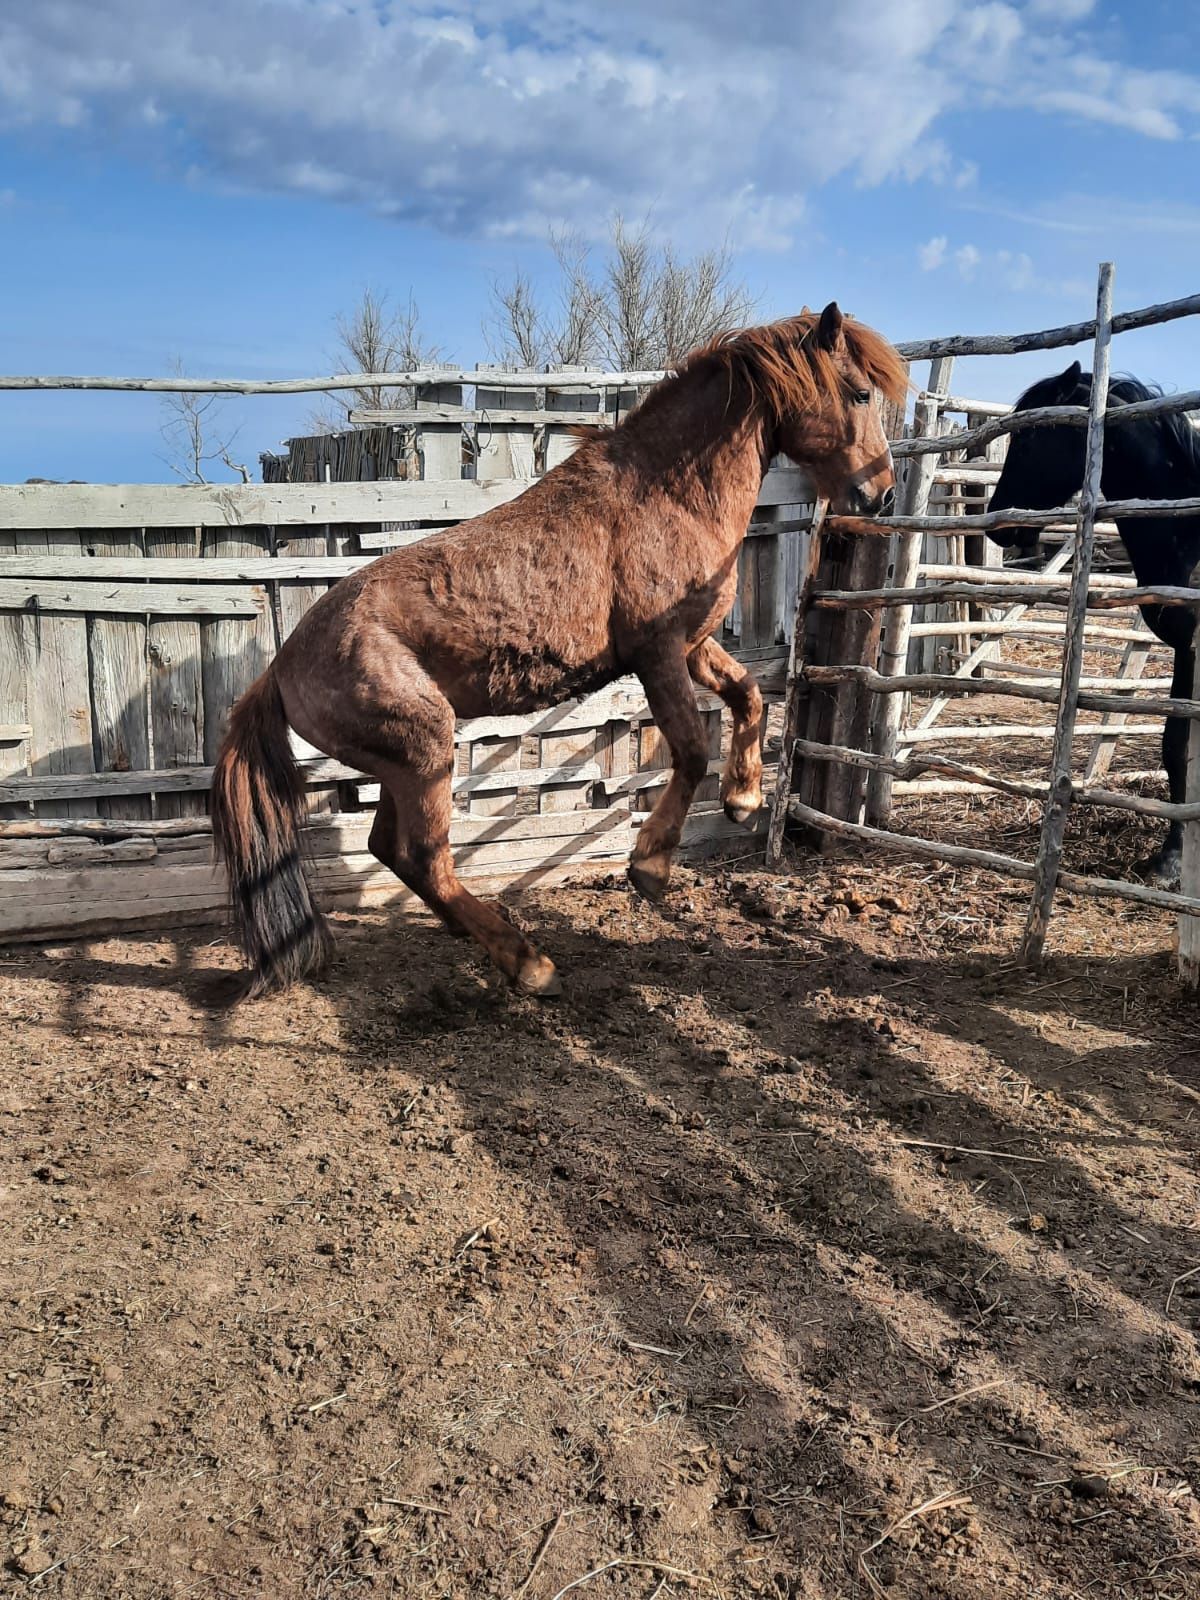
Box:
[3,802,1200,1599]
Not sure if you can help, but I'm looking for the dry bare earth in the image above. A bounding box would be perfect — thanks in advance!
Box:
[2,828,1199,1598]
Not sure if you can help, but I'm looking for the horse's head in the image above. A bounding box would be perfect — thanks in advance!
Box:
[987,361,1090,554]
[769,303,907,518]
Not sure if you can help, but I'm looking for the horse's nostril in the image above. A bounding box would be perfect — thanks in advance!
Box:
[880,485,896,515]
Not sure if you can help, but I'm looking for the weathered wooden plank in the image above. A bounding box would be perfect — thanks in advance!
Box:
[199,525,277,764]
[22,530,95,820]
[0,578,265,614]
[352,406,604,427]
[0,531,30,819]
[86,529,151,821]
[545,371,604,473]
[0,366,672,395]
[0,555,371,580]
[144,526,206,819]
[0,805,755,941]
[475,372,537,482]
[0,466,813,531]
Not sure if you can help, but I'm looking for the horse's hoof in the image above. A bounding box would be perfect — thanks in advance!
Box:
[515,954,562,998]
[628,857,670,902]
[1136,851,1182,890]
[723,792,764,827]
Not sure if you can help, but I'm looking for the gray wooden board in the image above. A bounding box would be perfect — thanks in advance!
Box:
[199,524,275,765]
[86,529,151,820]
[22,530,95,819]
[0,530,29,818]
[145,526,206,819]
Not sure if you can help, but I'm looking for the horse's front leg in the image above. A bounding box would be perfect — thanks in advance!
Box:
[688,635,764,825]
[628,643,710,902]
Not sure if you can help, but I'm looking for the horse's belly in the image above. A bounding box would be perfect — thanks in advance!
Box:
[440,644,617,719]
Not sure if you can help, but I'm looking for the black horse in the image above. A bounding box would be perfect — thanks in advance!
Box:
[987,363,1200,886]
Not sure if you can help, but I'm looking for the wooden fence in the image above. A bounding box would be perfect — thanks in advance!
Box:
[0,366,815,941]
[768,268,1200,982]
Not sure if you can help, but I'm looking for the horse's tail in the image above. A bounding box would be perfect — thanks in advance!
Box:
[210,670,332,999]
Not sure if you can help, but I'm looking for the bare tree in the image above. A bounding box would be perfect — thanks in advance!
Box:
[486,216,756,372]
[309,288,442,432]
[158,359,250,483]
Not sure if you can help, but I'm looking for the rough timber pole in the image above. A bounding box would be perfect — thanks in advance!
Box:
[1020,262,1115,964]
[765,501,828,868]
[865,356,954,825]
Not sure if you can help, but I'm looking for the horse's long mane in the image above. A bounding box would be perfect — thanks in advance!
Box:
[1109,375,1200,484]
[613,312,908,433]
[1017,370,1200,486]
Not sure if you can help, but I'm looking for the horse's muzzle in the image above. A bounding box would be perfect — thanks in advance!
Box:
[841,482,896,518]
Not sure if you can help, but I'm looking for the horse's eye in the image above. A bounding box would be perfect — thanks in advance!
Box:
[852,389,871,406]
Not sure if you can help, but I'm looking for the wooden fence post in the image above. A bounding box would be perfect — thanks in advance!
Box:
[865,355,954,824]
[1177,641,1200,988]
[765,500,827,867]
[1020,261,1115,963]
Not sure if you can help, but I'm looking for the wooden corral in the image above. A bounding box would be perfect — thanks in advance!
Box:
[768,269,1200,983]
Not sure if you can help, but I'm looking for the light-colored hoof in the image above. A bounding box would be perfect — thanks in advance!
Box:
[722,792,764,827]
[628,855,671,902]
[515,954,562,998]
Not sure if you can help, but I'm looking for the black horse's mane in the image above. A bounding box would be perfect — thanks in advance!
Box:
[1016,369,1200,484]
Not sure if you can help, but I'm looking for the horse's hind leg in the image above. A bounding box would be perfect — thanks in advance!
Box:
[371,758,561,997]
[628,643,710,901]
[1142,643,1193,887]
[688,636,764,825]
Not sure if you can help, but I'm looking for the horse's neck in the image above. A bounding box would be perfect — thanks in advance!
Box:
[1106,432,1200,586]
[636,380,769,527]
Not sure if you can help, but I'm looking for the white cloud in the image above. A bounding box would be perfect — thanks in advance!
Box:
[923,237,1085,297]
[955,243,982,279]
[0,1,1195,243]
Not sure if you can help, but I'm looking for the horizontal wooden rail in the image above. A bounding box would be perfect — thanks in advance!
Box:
[893,388,1200,460]
[898,721,1162,744]
[0,367,670,395]
[907,619,1151,644]
[792,737,1200,821]
[788,798,1200,916]
[0,578,267,616]
[802,661,1200,721]
[0,555,370,581]
[0,466,814,533]
[828,494,1200,538]
[816,581,1200,612]
[917,562,1134,589]
[894,290,1200,361]
[348,406,606,427]
[5,290,1197,395]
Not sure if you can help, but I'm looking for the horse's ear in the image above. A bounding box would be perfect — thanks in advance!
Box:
[816,302,844,351]
[1062,360,1083,388]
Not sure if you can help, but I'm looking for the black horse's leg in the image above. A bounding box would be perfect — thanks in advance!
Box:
[1139,642,1193,887]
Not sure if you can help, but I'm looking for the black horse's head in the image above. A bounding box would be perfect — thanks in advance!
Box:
[986,360,1090,555]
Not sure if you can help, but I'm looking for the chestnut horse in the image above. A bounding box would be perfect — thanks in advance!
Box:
[212,304,906,999]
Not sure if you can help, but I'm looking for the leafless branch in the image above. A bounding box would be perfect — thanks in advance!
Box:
[486,214,757,374]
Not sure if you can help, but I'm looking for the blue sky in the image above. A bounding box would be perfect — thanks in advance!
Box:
[1,0,1198,481]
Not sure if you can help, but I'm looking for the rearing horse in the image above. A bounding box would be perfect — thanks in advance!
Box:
[212,304,906,999]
